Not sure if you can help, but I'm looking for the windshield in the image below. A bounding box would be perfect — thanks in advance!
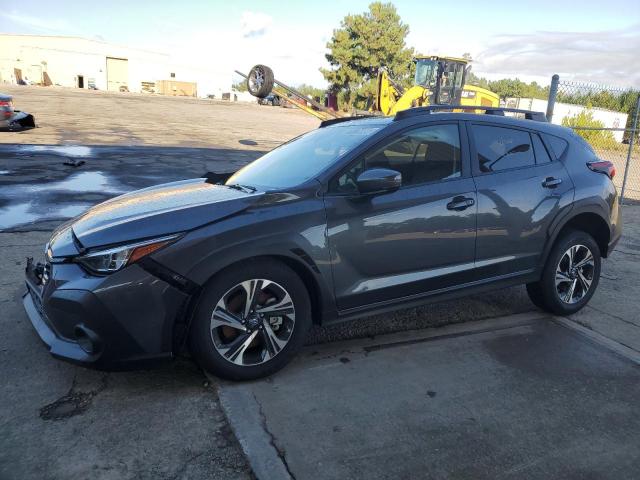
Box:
[414,59,438,87]
[226,123,385,190]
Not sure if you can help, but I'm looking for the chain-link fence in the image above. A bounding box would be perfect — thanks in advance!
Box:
[546,75,640,204]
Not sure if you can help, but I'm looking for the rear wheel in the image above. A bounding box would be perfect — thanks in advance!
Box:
[526,230,601,315]
[189,259,311,380]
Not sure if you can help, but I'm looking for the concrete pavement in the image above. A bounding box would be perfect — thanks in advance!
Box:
[569,205,640,351]
[220,313,640,480]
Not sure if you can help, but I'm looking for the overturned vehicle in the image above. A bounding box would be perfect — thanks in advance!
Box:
[0,93,35,131]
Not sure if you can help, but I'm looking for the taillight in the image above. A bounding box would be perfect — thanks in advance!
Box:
[587,160,616,179]
[0,101,11,107]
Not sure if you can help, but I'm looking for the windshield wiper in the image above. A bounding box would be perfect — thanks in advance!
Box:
[225,183,257,193]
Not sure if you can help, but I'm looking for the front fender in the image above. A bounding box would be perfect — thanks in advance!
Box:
[152,197,337,323]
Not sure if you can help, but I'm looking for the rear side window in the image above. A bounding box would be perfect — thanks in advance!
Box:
[542,134,569,160]
[532,133,552,164]
[472,125,535,172]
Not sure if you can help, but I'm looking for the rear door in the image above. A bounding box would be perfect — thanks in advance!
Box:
[469,122,574,279]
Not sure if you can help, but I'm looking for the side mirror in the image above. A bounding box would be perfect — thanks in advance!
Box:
[356,168,402,195]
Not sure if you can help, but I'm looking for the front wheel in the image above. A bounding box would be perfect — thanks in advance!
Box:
[526,230,601,315]
[189,260,311,380]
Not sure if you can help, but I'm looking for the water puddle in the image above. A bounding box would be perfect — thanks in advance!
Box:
[0,203,39,229]
[0,201,90,230]
[0,171,127,230]
[18,145,93,157]
[5,171,127,195]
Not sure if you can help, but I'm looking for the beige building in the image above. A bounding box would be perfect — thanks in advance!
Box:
[0,33,234,98]
[0,33,177,92]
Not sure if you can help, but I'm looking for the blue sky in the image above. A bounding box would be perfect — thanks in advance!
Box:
[1,0,639,87]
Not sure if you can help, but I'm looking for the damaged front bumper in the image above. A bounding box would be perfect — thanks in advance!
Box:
[23,255,191,370]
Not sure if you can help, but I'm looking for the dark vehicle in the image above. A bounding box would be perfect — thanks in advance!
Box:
[0,93,35,130]
[23,106,621,380]
[258,93,281,106]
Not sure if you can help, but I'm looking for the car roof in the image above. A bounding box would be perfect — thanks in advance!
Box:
[442,112,572,138]
[323,111,571,139]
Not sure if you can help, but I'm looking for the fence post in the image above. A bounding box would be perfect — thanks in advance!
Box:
[620,94,640,205]
[546,74,560,122]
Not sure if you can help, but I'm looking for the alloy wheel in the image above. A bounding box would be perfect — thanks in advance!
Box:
[555,244,595,304]
[249,67,265,92]
[210,279,295,366]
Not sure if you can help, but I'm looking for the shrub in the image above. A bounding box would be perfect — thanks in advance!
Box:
[561,111,619,150]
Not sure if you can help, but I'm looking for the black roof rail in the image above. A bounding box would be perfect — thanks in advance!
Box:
[319,114,379,128]
[394,105,548,123]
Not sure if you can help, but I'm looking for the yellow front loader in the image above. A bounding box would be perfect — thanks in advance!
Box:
[376,56,499,116]
[239,56,499,122]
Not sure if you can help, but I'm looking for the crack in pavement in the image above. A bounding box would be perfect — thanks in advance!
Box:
[585,303,640,329]
[39,373,110,421]
[253,392,296,480]
[168,450,208,480]
[615,249,640,258]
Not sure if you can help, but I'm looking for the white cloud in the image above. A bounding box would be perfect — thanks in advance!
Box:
[472,25,640,88]
[0,11,69,33]
[240,11,273,38]
[160,13,329,94]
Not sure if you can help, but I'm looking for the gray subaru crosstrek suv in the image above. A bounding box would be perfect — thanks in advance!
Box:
[24,106,622,380]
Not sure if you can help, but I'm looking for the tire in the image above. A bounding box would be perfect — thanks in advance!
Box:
[526,229,601,315]
[189,259,311,380]
[246,65,274,99]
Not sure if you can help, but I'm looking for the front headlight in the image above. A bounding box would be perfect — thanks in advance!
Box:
[75,234,181,274]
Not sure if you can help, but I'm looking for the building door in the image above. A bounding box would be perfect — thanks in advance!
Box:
[106,57,128,92]
[77,75,84,88]
[27,65,43,84]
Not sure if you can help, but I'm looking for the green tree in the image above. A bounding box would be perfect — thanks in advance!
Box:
[296,84,326,103]
[321,2,414,110]
[486,78,548,101]
[232,81,248,92]
[561,110,617,149]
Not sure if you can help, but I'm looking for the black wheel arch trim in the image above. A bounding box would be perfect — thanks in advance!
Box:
[541,198,612,270]
[183,240,336,326]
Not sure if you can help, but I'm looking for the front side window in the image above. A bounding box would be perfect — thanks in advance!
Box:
[473,125,535,173]
[332,124,462,193]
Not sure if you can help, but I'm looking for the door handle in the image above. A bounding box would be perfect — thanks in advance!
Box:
[447,196,475,211]
[542,177,562,188]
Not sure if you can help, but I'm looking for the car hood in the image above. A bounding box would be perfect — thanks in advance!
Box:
[71,178,261,248]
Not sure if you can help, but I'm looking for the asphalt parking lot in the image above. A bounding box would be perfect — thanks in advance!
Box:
[2,86,640,479]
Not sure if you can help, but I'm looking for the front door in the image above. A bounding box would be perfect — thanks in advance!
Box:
[324,122,477,312]
[469,122,575,279]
